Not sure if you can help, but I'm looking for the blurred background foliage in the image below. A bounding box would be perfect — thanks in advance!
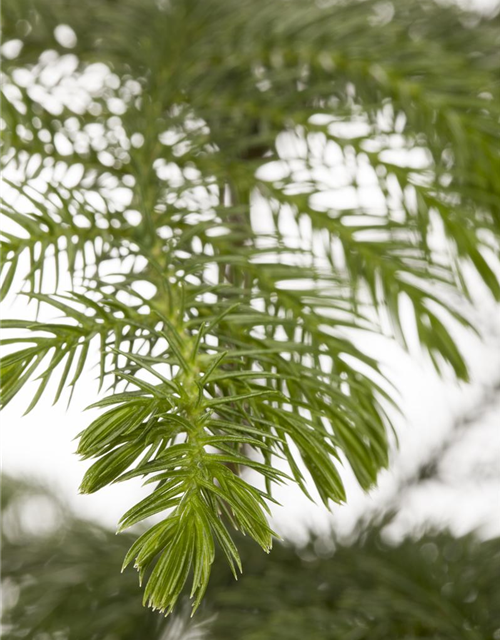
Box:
[2,473,499,639]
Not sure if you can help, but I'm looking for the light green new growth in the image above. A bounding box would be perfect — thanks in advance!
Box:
[1,0,499,615]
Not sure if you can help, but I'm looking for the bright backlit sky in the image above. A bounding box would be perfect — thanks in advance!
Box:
[2,0,500,546]
[2,228,500,544]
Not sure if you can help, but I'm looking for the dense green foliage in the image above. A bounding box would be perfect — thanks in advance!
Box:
[1,478,166,640]
[2,476,500,639]
[2,0,500,613]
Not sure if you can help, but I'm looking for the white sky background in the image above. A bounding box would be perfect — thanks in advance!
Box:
[279,304,500,543]
[1,0,500,546]
[4,269,500,543]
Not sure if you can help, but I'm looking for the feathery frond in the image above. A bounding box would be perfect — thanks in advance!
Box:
[2,0,499,613]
